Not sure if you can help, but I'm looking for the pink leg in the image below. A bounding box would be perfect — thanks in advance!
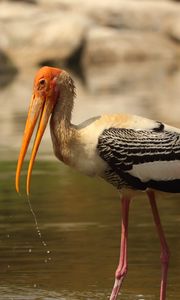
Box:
[110,196,131,300]
[147,190,170,300]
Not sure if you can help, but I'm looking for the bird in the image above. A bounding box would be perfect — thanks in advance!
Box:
[15,66,180,300]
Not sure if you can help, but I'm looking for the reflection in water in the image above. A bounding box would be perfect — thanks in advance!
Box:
[0,161,180,299]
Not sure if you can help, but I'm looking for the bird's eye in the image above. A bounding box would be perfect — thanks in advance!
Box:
[38,79,46,91]
[39,79,46,86]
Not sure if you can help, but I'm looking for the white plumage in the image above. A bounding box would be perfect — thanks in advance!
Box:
[128,160,180,182]
[69,113,180,183]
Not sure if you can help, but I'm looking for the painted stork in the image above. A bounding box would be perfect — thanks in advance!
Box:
[16,66,180,300]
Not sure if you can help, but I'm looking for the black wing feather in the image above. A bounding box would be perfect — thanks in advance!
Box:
[97,127,180,192]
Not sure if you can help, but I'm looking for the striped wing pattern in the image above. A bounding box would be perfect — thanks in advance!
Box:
[97,126,180,192]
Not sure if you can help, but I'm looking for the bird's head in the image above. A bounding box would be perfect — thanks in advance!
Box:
[15,66,73,195]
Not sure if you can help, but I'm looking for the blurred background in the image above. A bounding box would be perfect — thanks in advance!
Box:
[1,0,180,299]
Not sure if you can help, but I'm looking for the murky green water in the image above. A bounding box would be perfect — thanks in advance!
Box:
[0,158,180,300]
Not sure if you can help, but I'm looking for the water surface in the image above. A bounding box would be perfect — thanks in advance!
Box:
[1,159,180,300]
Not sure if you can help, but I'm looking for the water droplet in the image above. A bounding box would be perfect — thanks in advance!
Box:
[42,241,47,247]
[27,195,48,252]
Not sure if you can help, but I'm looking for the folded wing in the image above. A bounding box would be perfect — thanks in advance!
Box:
[97,125,180,192]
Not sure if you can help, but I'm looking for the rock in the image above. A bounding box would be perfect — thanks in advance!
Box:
[83,27,180,67]
[0,2,90,68]
[84,61,170,94]
[165,16,180,42]
[82,0,178,32]
[38,0,180,32]
[8,0,37,4]
[0,0,180,72]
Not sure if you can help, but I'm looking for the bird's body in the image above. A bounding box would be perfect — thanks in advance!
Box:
[50,109,180,193]
[16,66,180,300]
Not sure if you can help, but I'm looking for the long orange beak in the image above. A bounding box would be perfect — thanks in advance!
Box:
[16,94,54,195]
